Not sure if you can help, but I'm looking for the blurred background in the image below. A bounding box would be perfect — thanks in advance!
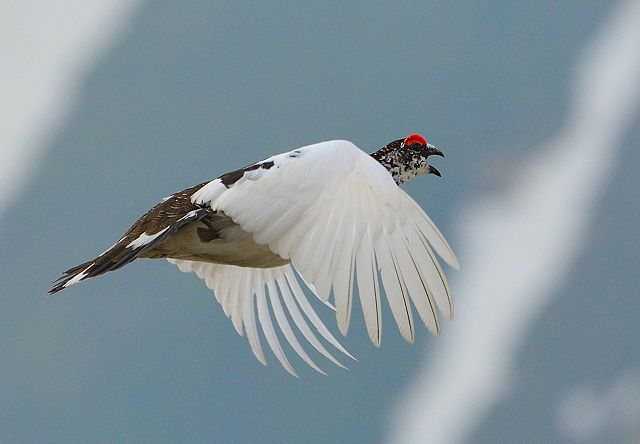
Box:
[1,1,639,442]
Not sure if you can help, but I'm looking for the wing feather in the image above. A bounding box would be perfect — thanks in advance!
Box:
[230,269,246,335]
[276,273,346,369]
[269,278,325,374]
[243,271,266,365]
[393,225,440,334]
[284,268,355,360]
[355,229,382,346]
[374,233,414,343]
[409,222,454,320]
[354,186,383,345]
[257,279,297,377]
[403,191,460,270]
[334,180,363,335]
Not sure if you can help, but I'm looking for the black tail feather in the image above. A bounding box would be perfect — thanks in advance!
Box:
[49,260,97,294]
[48,243,138,294]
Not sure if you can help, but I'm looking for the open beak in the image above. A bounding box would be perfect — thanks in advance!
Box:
[425,144,443,177]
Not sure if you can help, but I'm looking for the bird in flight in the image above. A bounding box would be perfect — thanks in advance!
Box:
[50,134,459,376]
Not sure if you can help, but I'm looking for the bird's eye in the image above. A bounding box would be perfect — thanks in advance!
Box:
[410,143,422,152]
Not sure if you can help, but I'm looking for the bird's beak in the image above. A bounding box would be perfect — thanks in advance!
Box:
[425,144,443,177]
[428,165,442,177]
[425,143,444,158]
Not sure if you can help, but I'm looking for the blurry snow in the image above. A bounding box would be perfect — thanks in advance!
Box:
[0,0,140,218]
[557,368,640,441]
[388,1,640,443]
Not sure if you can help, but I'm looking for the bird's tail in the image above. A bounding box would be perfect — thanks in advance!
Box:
[48,235,155,294]
[49,182,211,294]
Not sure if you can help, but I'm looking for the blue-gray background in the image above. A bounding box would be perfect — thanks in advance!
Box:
[1,1,638,443]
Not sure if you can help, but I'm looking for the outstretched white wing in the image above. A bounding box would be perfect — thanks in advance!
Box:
[168,260,353,377]
[191,140,459,355]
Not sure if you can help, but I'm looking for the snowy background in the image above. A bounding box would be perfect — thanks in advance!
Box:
[1,1,639,443]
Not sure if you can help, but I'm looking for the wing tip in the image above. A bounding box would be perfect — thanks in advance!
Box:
[336,315,350,337]
[448,255,461,271]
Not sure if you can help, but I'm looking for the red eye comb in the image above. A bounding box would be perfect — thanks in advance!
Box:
[403,133,427,147]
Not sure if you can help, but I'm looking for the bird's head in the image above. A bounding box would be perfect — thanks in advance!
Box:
[372,133,445,185]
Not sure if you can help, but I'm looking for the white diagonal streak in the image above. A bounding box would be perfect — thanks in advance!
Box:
[388,1,640,443]
[0,0,141,217]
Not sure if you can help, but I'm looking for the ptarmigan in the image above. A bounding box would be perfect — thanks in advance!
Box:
[50,134,459,376]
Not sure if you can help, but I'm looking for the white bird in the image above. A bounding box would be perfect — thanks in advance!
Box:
[50,134,459,376]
